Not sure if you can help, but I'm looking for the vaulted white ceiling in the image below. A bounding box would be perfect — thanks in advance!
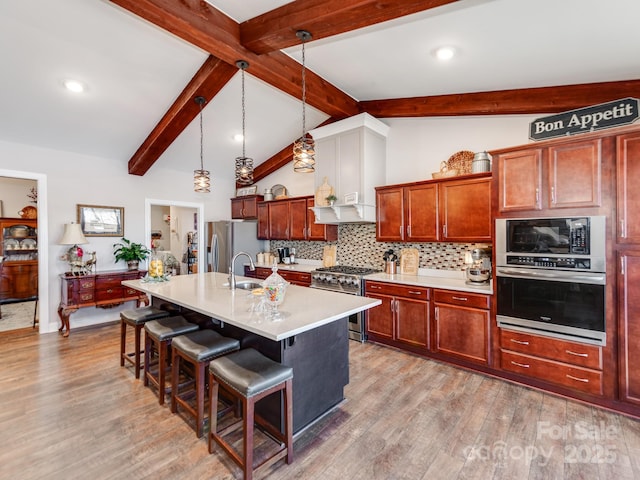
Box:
[1,0,639,174]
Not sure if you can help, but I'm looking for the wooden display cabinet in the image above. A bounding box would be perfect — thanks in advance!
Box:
[0,218,38,302]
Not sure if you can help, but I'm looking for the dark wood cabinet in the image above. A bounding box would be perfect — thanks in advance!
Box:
[616,131,640,242]
[376,174,490,243]
[618,251,640,404]
[365,281,429,350]
[0,218,38,301]
[496,138,602,213]
[231,195,263,220]
[440,176,491,242]
[58,270,148,336]
[256,196,337,241]
[254,266,311,286]
[499,328,603,397]
[433,289,490,366]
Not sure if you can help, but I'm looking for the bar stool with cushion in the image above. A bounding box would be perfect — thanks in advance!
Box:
[120,306,170,379]
[144,316,199,405]
[170,329,240,437]
[208,348,294,480]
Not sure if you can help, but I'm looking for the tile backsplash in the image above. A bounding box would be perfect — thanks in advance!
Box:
[270,223,490,271]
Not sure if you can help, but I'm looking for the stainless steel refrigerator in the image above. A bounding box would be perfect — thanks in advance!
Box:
[206,221,265,274]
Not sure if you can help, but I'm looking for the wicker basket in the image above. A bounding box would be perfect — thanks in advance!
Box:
[446,150,474,175]
[432,161,458,179]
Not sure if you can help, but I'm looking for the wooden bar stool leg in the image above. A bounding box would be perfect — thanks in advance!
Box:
[208,372,219,455]
[135,324,143,379]
[244,396,255,480]
[158,340,168,405]
[170,348,180,413]
[143,331,151,386]
[284,378,293,463]
[120,319,126,367]
[196,360,206,438]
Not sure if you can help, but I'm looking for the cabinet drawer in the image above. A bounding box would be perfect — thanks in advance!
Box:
[501,350,603,396]
[78,279,95,290]
[123,287,142,298]
[365,281,429,299]
[499,329,602,369]
[95,275,122,289]
[96,286,124,302]
[279,270,311,286]
[433,289,489,309]
[77,291,95,303]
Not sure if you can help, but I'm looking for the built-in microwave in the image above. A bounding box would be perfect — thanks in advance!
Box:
[495,216,607,346]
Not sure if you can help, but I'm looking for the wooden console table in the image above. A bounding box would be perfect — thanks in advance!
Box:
[58,270,148,337]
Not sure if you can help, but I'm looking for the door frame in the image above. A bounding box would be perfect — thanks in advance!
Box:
[144,199,205,274]
[0,169,48,333]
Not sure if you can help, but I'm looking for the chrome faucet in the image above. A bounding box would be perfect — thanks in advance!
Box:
[228,251,256,290]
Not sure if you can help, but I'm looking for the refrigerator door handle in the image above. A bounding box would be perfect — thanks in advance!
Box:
[212,234,219,272]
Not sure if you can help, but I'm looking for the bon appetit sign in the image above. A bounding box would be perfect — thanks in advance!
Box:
[529,97,639,141]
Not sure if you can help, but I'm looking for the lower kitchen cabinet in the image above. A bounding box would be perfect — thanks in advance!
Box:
[432,289,490,366]
[254,266,311,286]
[499,329,604,397]
[365,281,429,350]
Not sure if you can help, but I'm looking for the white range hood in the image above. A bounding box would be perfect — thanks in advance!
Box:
[309,113,389,224]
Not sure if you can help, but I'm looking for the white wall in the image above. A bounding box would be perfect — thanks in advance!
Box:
[262,114,541,193]
[0,139,235,334]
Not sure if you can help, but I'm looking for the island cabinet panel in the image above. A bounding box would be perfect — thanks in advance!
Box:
[617,131,640,242]
[496,137,603,214]
[499,329,604,397]
[618,251,640,405]
[433,292,490,366]
[365,281,429,350]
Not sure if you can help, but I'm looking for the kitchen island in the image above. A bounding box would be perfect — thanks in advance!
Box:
[122,272,381,433]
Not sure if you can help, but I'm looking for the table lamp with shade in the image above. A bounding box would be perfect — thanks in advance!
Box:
[59,223,89,273]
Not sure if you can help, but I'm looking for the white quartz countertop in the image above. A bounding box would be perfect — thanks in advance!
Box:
[122,272,381,342]
[364,271,493,295]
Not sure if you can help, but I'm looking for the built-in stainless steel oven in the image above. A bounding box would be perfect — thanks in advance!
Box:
[495,216,607,346]
[309,266,381,342]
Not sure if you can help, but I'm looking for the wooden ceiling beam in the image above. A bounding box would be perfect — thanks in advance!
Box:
[240,0,460,54]
[128,56,236,176]
[360,79,640,117]
[109,0,358,119]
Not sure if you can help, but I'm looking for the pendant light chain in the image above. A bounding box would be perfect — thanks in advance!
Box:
[293,30,316,173]
[193,96,211,193]
[199,98,204,170]
[301,37,307,140]
[235,60,254,185]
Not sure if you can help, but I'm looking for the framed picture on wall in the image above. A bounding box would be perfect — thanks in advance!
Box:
[77,204,124,237]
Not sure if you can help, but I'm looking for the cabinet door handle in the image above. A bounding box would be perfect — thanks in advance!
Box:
[565,350,588,358]
[621,256,625,276]
[510,339,530,346]
[452,296,467,301]
[407,225,411,237]
[620,219,626,238]
[566,374,589,383]
[399,225,403,237]
[535,188,540,204]
[511,361,530,368]
[435,306,439,321]
[369,285,381,290]
[551,186,556,204]
[408,290,422,295]
[443,224,447,236]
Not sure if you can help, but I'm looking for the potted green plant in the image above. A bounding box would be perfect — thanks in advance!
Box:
[325,194,338,206]
[113,238,151,270]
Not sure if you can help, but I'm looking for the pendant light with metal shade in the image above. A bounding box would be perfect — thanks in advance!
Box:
[293,30,315,173]
[193,96,211,193]
[235,60,254,185]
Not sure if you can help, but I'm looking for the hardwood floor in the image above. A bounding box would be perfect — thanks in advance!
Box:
[2,323,640,480]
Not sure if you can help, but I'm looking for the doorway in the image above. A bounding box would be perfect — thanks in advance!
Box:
[145,199,204,275]
[0,171,49,334]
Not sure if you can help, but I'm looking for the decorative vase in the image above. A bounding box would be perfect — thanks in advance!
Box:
[127,260,139,271]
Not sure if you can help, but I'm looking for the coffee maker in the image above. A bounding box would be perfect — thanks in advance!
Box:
[277,247,289,264]
[465,247,491,285]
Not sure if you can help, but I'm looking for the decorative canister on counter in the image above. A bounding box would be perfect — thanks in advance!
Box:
[472,151,492,173]
[149,250,164,278]
[263,188,274,201]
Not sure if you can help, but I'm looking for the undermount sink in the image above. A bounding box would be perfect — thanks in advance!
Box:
[223,281,262,290]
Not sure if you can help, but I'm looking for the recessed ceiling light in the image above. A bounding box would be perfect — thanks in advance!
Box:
[434,46,456,61]
[233,133,244,142]
[63,79,85,93]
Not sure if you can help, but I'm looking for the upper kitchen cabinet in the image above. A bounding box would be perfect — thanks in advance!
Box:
[376,173,491,243]
[231,195,263,220]
[309,113,389,224]
[376,183,438,242]
[257,196,337,241]
[616,131,640,242]
[495,137,603,213]
[440,175,492,242]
